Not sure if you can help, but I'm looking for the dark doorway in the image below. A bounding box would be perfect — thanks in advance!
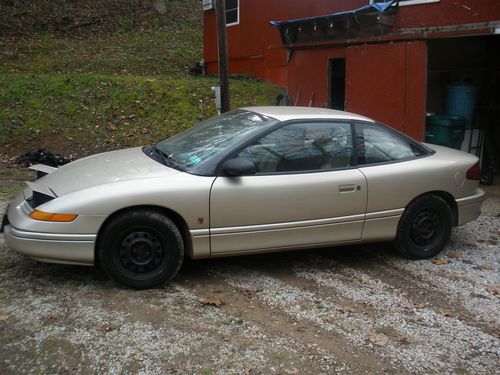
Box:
[329,58,346,110]
[426,35,500,183]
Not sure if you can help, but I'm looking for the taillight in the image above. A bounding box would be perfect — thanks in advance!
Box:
[466,161,480,180]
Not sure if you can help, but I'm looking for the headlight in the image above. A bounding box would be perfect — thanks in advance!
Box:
[29,210,78,222]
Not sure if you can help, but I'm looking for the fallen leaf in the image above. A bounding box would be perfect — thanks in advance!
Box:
[0,315,8,321]
[486,287,500,296]
[432,259,449,265]
[366,332,389,347]
[337,306,356,314]
[481,264,494,270]
[447,252,460,258]
[396,335,409,344]
[201,297,223,307]
[100,323,112,332]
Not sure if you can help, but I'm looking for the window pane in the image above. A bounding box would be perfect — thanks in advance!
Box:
[356,123,425,164]
[226,0,238,11]
[238,122,353,173]
[226,9,238,24]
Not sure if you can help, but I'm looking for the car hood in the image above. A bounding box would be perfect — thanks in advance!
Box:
[30,147,180,197]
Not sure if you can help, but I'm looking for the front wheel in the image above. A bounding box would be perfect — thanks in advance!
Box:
[394,195,452,259]
[98,209,184,289]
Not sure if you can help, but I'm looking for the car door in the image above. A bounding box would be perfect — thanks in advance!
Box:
[353,121,435,241]
[209,121,368,254]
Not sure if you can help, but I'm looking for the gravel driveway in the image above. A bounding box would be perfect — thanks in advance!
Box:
[0,168,499,374]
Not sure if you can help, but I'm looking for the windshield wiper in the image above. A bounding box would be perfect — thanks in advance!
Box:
[152,141,170,164]
[152,142,185,171]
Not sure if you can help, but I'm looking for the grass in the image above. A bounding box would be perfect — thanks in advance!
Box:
[0,28,202,77]
[0,74,280,157]
[0,0,282,159]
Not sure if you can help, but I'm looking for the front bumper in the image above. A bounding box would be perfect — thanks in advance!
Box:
[456,188,486,226]
[3,225,95,265]
[2,190,105,265]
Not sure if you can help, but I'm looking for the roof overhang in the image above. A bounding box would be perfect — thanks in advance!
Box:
[270,0,399,46]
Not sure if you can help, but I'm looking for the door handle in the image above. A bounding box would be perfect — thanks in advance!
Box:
[339,184,356,192]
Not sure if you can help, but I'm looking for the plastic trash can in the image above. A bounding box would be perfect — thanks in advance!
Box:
[425,115,467,150]
[445,83,476,126]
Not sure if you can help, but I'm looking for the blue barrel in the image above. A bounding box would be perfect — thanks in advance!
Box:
[445,83,476,126]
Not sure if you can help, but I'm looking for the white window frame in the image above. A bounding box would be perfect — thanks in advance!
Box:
[226,0,239,27]
[370,0,440,6]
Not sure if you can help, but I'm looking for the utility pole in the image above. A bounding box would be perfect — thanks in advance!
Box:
[215,0,230,113]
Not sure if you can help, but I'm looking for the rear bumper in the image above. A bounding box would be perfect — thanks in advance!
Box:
[456,188,485,226]
[3,225,95,265]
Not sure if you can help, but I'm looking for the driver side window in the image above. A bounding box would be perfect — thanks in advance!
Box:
[237,122,353,173]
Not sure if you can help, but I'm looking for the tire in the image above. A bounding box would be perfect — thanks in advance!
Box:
[98,209,184,289]
[394,195,452,259]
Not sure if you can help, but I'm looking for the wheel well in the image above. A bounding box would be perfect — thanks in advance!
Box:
[411,191,458,227]
[95,205,193,265]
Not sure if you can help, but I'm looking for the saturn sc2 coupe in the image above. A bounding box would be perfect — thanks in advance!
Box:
[1,107,485,288]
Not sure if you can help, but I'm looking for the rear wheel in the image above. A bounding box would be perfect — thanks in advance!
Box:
[98,209,184,289]
[394,195,452,259]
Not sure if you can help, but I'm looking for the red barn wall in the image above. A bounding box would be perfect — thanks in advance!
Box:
[345,41,427,139]
[284,41,427,139]
[204,0,500,83]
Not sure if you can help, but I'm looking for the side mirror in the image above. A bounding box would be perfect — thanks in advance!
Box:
[222,158,257,176]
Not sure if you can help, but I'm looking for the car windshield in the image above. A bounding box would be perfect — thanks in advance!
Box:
[156,110,276,173]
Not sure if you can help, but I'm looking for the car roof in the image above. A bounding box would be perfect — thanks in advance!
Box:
[241,106,375,123]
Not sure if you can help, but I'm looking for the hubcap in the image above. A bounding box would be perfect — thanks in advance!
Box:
[411,209,441,246]
[119,231,163,273]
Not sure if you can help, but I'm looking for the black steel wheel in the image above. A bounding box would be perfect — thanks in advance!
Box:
[98,209,184,289]
[119,231,164,274]
[394,195,452,259]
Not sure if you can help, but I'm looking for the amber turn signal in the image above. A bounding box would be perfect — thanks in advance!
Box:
[29,210,78,222]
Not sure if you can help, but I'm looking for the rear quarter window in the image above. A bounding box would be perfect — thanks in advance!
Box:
[355,122,428,165]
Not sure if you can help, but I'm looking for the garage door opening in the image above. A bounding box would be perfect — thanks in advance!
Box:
[426,35,500,184]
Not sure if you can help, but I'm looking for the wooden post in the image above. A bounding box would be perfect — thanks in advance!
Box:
[215,0,230,113]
